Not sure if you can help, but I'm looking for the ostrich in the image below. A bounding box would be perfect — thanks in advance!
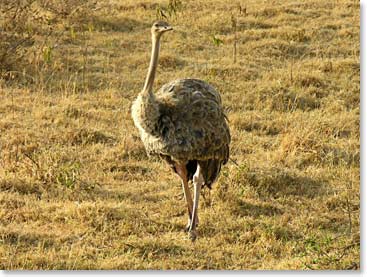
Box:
[131,21,230,241]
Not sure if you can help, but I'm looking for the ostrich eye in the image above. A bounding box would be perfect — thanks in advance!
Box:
[154,23,159,27]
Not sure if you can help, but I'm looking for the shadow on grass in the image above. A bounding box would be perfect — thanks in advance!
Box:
[91,16,150,32]
[237,167,327,199]
[232,199,283,217]
[1,230,57,248]
[94,187,165,203]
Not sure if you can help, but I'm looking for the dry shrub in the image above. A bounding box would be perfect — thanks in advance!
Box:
[38,0,96,22]
[0,0,96,81]
[0,1,39,77]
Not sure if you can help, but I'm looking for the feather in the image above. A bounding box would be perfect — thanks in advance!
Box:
[138,79,230,164]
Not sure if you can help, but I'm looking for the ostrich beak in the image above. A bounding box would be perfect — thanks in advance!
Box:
[164,26,173,32]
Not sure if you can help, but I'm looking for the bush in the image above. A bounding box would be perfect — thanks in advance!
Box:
[0,1,37,77]
[0,0,96,81]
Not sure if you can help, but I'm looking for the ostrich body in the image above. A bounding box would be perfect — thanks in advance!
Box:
[131,21,230,241]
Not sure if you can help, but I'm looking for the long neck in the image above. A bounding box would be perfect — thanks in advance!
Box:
[142,34,160,95]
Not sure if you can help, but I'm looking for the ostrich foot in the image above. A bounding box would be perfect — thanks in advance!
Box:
[185,218,198,232]
[185,222,190,232]
[188,230,197,241]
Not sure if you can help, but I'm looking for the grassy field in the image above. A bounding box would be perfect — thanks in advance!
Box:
[0,0,360,270]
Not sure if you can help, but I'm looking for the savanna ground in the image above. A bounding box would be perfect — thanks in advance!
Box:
[0,0,360,270]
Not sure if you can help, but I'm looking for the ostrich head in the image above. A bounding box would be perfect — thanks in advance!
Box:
[151,21,173,37]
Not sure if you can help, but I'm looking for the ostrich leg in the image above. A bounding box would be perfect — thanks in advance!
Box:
[175,164,196,230]
[188,164,204,241]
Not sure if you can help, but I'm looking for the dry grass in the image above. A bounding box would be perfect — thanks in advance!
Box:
[0,0,360,270]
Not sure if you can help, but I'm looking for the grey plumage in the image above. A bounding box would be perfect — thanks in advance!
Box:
[131,21,230,240]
